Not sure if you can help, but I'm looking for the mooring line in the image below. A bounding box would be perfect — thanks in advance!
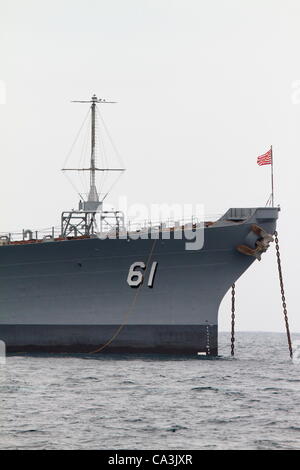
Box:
[89,238,158,354]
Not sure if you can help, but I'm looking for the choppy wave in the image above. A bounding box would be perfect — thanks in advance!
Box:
[0,332,300,450]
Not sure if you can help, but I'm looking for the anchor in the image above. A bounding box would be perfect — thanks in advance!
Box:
[236,224,274,261]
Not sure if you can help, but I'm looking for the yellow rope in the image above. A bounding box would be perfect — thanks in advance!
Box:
[89,238,158,354]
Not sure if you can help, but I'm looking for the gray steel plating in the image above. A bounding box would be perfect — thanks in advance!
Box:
[0,207,279,355]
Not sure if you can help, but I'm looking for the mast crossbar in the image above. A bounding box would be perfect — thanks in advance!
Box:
[62,168,125,171]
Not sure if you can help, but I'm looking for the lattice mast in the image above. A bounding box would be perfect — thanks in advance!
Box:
[61,94,125,237]
[89,95,98,203]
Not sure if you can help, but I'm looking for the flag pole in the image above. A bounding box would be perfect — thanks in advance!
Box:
[271,145,274,207]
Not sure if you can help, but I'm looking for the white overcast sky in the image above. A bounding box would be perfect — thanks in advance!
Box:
[0,0,300,333]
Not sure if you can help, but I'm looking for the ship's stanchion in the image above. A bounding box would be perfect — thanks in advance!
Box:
[274,231,293,359]
[231,283,235,357]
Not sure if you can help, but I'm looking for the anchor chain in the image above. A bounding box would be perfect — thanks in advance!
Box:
[274,231,293,359]
[231,283,235,356]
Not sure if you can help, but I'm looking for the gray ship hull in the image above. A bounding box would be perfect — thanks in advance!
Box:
[0,207,279,355]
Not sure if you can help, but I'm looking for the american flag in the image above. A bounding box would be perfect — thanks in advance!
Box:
[257,149,272,166]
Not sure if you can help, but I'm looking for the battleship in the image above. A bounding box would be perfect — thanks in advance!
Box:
[0,95,279,355]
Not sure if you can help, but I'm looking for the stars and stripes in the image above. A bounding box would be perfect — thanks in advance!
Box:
[256,146,274,206]
[257,149,272,166]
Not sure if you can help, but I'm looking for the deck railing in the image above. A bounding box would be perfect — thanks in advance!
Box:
[0,214,221,244]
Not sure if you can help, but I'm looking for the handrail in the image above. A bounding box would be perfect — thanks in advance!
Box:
[0,214,221,244]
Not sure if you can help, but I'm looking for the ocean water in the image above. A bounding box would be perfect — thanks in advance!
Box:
[0,332,300,450]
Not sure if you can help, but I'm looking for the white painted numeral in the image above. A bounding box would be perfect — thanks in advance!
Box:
[127,261,158,288]
[147,261,158,288]
[127,261,145,287]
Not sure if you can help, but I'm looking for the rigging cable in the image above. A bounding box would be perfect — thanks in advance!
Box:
[62,107,91,168]
[96,107,125,168]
